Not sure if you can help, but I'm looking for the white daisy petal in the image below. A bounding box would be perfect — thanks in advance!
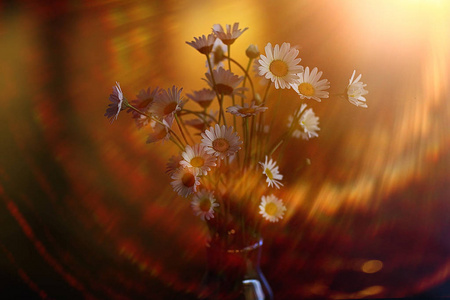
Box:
[288,104,320,140]
[291,67,330,102]
[258,42,303,89]
[259,156,283,189]
[170,167,200,198]
[191,189,219,221]
[201,125,242,160]
[259,194,286,223]
[345,70,368,108]
[180,144,217,175]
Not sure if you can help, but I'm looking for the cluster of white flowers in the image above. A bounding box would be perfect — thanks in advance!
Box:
[105,22,368,226]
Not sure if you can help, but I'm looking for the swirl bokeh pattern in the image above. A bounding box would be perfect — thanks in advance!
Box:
[1,0,450,299]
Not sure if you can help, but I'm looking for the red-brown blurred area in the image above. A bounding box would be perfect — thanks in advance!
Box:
[1,0,450,299]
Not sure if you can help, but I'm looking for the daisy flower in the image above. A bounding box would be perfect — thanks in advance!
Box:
[135,111,153,129]
[253,59,270,86]
[180,144,217,175]
[146,120,171,144]
[259,156,283,189]
[190,189,219,221]
[204,67,247,98]
[212,22,248,45]
[186,34,216,55]
[259,194,287,223]
[129,87,161,128]
[258,43,304,89]
[166,155,183,176]
[105,82,128,123]
[346,70,368,108]
[186,88,216,109]
[171,167,200,198]
[288,104,320,140]
[150,86,183,124]
[206,39,227,70]
[201,124,242,160]
[128,87,160,115]
[226,101,268,118]
[291,67,330,102]
[185,110,217,132]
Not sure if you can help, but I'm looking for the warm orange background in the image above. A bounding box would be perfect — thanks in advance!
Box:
[1,0,450,299]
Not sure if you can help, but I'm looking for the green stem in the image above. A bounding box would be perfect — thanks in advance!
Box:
[242,58,253,106]
[181,109,218,124]
[205,53,224,126]
[177,114,195,145]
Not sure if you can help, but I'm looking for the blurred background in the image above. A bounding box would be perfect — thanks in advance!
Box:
[1,0,450,299]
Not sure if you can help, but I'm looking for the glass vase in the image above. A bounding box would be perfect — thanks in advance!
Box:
[198,237,273,300]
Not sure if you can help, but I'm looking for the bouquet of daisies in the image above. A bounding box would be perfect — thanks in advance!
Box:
[105,23,368,243]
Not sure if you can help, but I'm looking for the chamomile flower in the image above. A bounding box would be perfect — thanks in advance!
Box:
[288,104,320,140]
[212,22,248,45]
[291,67,330,102]
[226,101,268,118]
[180,144,217,176]
[259,194,286,223]
[150,86,183,124]
[258,43,303,89]
[186,34,216,55]
[146,120,171,144]
[171,167,200,198]
[190,189,219,221]
[259,156,283,189]
[185,110,218,132]
[206,39,227,70]
[346,70,368,108]
[105,82,128,123]
[134,111,153,129]
[204,67,247,98]
[201,124,242,160]
[166,155,183,176]
[128,87,161,128]
[128,87,160,116]
[253,59,270,86]
[187,88,216,109]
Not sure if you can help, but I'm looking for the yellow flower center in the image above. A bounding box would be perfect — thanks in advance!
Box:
[265,202,278,216]
[212,138,230,153]
[181,173,196,187]
[163,102,178,115]
[265,168,274,180]
[269,60,288,77]
[238,107,256,115]
[199,198,212,212]
[190,156,205,168]
[299,83,315,96]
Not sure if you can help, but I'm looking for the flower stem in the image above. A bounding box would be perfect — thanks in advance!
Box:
[177,114,195,145]
[242,58,253,106]
[175,114,189,145]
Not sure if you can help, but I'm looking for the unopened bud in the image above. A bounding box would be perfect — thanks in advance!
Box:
[253,93,262,105]
[246,44,260,59]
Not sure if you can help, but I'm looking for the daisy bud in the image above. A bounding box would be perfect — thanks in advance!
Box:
[246,44,260,59]
[253,93,262,105]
